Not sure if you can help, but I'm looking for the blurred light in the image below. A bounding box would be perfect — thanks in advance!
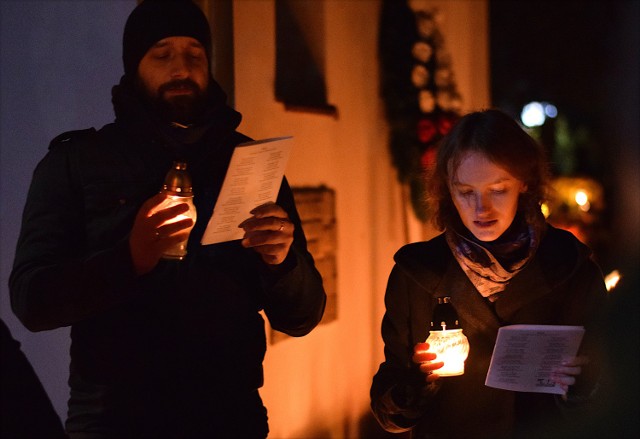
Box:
[575,191,588,206]
[605,270,621,292]
[575,190,591,212]
[521,102,546,127]
[541,202,550,218]
[578,201,591,212]
[543,102,558,118]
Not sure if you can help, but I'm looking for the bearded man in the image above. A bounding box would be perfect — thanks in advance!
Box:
[9,1,326,438]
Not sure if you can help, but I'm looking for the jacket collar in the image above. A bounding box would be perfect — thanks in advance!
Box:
[111,75,242,159]
[393,225,590,330]
[441,259,503,333]
[394,236,502,332]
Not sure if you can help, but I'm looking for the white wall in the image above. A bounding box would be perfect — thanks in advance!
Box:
[232,1,489,436]
[0,0,136,422]
[0,0,489,436]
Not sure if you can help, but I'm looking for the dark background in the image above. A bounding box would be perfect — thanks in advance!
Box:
[490,2,639,437]
[490,0,639,269]
[491,0,616,130]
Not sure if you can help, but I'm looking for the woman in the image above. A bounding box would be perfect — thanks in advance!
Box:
[370,109,609,438]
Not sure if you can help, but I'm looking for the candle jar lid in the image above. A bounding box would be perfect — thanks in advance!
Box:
[431,296,461,330]
[163,161,193,194]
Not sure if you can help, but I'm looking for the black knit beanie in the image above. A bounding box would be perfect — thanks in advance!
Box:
[122,0,212,77]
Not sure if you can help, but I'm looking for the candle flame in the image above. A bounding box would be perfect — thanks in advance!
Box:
[604,270,621,292]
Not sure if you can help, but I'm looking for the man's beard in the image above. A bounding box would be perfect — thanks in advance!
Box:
[140,78,209,125]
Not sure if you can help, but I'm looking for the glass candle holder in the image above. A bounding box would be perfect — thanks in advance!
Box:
[426,296,470,376]
[155,161,197,260]
[154,194,196,260]
[426,327,469,376]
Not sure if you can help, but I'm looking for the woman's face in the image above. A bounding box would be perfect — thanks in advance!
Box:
[449,151,527,242]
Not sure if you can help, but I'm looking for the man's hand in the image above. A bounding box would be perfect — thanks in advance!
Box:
[129,193,194,275]
[413,342,444,383]
[551,355,589,399]
[239,202,293,265]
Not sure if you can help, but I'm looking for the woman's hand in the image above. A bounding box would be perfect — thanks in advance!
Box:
[551,355,589,398]
[412,342,444,383]
[239,202,293,265]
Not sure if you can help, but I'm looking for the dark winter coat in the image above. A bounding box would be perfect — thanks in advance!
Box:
[371,226,608,439]
[0,319,66,439]
[9,79,326,438]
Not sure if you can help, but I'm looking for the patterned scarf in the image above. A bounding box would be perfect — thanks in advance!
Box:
[445,213,544,302]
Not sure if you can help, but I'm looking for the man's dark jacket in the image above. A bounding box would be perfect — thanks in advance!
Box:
[9,78,326,438]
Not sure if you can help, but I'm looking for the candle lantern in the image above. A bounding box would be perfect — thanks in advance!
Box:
[426,296,469,376]
[155,161,197,260]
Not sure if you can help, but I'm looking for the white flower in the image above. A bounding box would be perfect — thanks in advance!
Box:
[417,16,436,38]
[435,69,451,87]
[436,49,452,66]
[412,41,433,63]
[411,65,429,88]
[436,91,452,110]
[450,95,463,111]
[432,9,444,26]
[419,90,436,113]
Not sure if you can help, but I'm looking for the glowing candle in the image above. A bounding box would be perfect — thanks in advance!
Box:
[155,161,197,260]
[426,297,470,376]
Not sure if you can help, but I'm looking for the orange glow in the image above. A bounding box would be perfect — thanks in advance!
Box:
[605,270,621,292]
